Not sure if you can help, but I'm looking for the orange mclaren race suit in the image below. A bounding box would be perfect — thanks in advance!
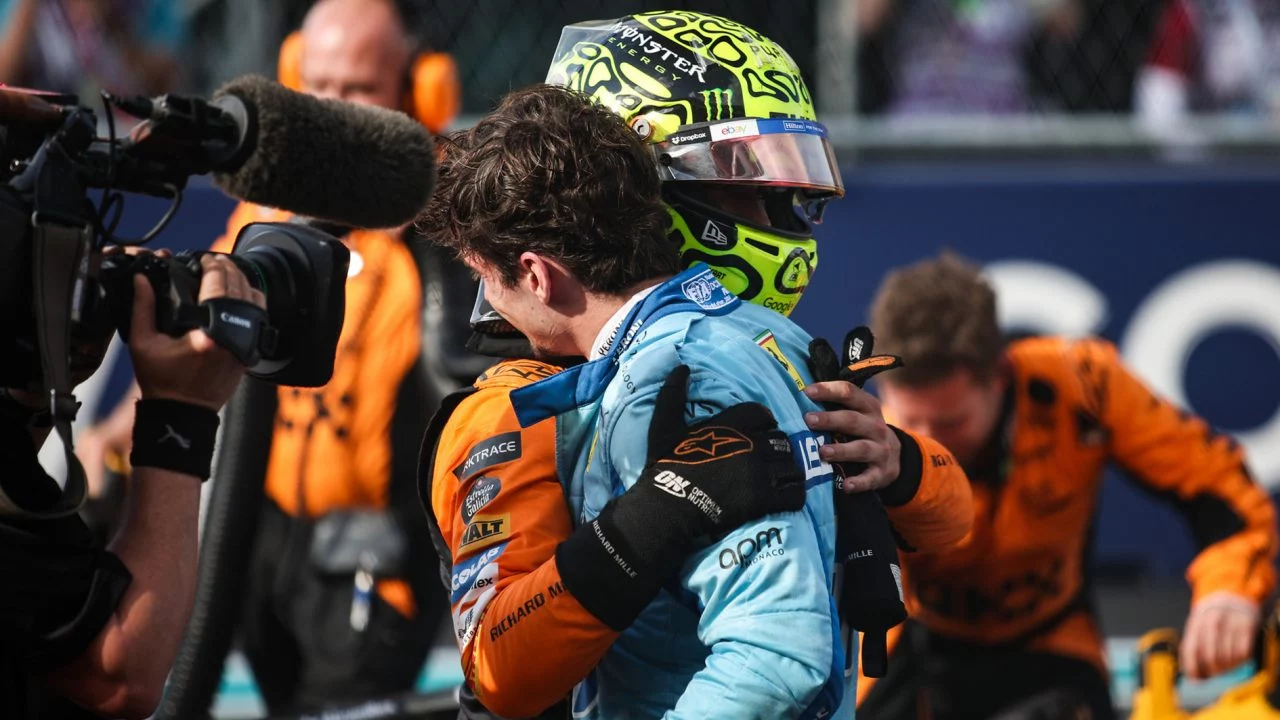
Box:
[858,337,1278,720]
[421,357,973,719]
[214,203,443,711]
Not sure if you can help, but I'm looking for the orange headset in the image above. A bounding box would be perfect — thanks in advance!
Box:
[276,29,460,134]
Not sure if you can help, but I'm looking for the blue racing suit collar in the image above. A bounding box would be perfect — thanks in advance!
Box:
[510,264,739,428]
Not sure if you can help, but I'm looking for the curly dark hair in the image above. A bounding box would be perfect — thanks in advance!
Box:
[418,84,679,293]
[869,252,1004,387]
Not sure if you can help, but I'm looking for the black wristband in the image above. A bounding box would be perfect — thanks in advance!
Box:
[878,426,924,508]
[130,399,220,480]
[555,510,665,631]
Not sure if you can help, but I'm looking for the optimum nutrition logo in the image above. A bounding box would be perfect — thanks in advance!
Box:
[699,88,735,121]
[653,470,690,497]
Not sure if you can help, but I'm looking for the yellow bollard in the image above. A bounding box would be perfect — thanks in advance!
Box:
[1130,629,1190,720]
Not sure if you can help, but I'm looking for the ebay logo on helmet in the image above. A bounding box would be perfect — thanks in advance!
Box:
[713,120,759,139]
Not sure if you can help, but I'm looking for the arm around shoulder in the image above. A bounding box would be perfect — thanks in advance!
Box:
[881,427,973,551]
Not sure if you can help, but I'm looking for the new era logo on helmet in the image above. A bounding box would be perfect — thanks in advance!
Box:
[653,470,690,497]
[700,219,731,248]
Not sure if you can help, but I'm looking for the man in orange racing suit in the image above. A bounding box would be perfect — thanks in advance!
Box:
[74,0,467,711]
[857,253,1278,720]
[425,334,974,718]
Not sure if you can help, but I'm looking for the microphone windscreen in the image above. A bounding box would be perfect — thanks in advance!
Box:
[211,75,436,228]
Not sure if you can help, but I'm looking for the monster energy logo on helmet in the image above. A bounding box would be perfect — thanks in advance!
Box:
[699,88,736,121]
[545,11,816,136]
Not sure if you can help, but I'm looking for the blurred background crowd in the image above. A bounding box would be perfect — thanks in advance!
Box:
[8,0,1280,150]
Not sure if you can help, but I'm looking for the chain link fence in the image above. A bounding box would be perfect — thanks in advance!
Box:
[401,0,1280,157]
[170,0,1280,156]
[414,1,823,114]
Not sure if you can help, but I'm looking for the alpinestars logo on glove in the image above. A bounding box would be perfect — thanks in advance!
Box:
[670,427,753,464]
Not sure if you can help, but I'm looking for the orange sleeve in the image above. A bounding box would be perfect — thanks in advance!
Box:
[432,383,619,718]
[882,427,973,552]
[1079,339,1278,604]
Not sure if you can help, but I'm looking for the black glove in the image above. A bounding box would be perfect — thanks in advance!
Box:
[557,364,807,630]
[807,326,908,678]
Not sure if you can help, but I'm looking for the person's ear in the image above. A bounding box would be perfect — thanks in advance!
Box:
[519,252,554,304]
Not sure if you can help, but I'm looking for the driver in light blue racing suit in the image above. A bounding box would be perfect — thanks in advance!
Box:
[508,264,849,720]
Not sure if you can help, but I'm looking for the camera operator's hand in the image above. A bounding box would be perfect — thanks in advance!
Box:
[42,253,265,718]
[129,253,265,410]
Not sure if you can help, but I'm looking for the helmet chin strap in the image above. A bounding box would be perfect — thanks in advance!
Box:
[663,189,816,318]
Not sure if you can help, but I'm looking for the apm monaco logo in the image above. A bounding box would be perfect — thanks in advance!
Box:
[718,527,785,569]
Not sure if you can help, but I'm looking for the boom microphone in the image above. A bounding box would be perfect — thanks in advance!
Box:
[0,85,66,127]
[211,75,437,228]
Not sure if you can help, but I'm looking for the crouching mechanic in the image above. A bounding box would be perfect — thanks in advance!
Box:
[421,12,973,719]
[858,254,1279,720]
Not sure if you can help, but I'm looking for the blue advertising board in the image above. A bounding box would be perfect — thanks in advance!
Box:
[796,161,1280,578]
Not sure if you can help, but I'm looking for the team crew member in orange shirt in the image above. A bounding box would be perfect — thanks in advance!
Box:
[857,253,1278,720]
[75,0,464,711]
